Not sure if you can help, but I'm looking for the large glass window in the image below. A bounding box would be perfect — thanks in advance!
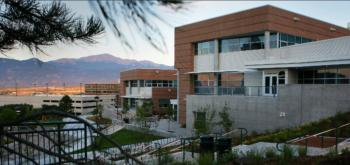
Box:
[194,40,215,55]
[279,32,313,47]
[220,34,264,53]
[298,66,350,84]
[270,33,278,48]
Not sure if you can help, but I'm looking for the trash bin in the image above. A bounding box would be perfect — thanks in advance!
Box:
[200,136,214,151]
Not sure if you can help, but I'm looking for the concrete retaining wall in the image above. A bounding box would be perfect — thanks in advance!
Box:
[186,84,350,135]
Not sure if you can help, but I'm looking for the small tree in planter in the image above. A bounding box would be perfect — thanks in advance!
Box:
[136,101,153,127]
[122,100,130,114]
[217,103,234,133]
[166,106,174,132]
[193,106,216,136]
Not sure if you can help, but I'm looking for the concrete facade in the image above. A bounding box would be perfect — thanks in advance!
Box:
[185,84,350,135]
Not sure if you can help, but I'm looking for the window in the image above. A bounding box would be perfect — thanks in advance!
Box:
[124,81,129,87]
[278,71,286,85]
[145,80,152,87]
[279,32,314,47]
[195,40,215,55]
[298,66,350,84]
[131,80,138,87]
[140,80,145,87]
[159,99,170,108]
[220,34,264,53]
[270,33,277,48]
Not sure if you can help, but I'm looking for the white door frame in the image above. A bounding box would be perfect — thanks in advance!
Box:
[263,74,278,96]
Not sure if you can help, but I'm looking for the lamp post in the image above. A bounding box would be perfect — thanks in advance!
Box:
[80,83,82,95]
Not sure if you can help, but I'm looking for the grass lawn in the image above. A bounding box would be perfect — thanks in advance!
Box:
[89,129,163,150]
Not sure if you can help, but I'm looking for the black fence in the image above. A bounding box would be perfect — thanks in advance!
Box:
[0,110,144,165]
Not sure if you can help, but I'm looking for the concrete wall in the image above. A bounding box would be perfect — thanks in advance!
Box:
[185,84,350,135]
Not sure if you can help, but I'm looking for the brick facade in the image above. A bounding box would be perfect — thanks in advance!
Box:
[120,69,177,114]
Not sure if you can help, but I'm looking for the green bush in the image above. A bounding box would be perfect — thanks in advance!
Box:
[282,145,294,161]
[244,149,264,165]
[197,153,214,165]
[297,146,307,157]
[217,150,239,165]
[0,107,17,123]
[246,112,350,144]
[265,147,278,159]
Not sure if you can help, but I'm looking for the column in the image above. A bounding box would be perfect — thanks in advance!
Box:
[214,39,219,71]
[264,31,270,50]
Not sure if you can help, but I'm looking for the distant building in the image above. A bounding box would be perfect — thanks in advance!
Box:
[0,95,115,115]
[85,83,120,108]
[120,69,177,115]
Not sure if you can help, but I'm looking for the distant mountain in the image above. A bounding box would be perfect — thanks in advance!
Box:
[0,54,173,87]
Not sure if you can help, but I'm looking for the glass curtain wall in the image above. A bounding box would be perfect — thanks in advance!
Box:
[298,66,350,84]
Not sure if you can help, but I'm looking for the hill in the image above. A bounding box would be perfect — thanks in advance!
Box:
[0,54,173,87]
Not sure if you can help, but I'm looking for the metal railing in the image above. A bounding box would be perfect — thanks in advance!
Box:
[0,110,144,165]
[276,122,350,154]
[194,86,278,96]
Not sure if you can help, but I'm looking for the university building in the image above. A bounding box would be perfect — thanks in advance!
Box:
[84,83,120,107]
[120,69,177,115]
[0,94,115,115]
[174,5,350,134]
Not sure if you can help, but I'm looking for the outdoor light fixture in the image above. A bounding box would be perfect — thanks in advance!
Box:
[293,17,300,22]
[330,27,337,32]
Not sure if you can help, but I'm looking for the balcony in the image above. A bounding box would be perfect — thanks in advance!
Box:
[194,86,278,96]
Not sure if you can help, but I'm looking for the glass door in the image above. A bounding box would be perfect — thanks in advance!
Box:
[264,75,278,96]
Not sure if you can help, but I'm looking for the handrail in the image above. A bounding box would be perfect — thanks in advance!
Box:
[0,110,145,165]
[275,122,350,153]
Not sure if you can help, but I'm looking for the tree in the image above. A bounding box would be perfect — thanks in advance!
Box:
[193,106,216,136]
[59,95,73,113]
[217,104,234,133]
[122,100,130,114]
[136,101,153,127]
[0,107,17,123]
[0,0,104,53]
[90,0,184,53]
[92,104,104,119]
[166,106,174,131]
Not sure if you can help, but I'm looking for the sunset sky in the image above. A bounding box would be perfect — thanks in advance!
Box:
[2,1,350,66]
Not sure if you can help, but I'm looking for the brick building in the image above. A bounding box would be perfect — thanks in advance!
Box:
[175,5,350,131]
[120,69,177,115]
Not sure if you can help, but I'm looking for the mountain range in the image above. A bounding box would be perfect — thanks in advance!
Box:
[0,54,173,87]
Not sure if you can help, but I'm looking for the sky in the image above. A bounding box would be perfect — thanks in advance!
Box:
[2,1,350,66]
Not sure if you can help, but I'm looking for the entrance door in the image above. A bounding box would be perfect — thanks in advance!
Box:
[264,75,278,96]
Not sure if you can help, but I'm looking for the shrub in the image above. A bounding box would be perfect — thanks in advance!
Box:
[341,148,350,155]
[245,149,264,165]
[297,146,307,157]
[217,150,239,165]
[265,147,278,159]
[197,153,214,165]
[281,145,294,161]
